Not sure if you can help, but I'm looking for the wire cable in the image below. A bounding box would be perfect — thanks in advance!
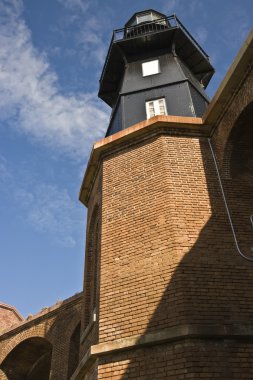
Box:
[208,138,253,261]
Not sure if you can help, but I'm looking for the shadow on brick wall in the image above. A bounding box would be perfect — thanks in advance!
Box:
[99,101,253,379]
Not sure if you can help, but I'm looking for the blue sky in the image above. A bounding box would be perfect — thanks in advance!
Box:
[0,0,252,318]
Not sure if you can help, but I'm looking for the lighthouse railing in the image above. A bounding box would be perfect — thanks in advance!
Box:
[112,14,209,60]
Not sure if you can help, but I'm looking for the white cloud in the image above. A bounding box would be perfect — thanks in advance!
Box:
[22,184,81,231]
[195,26,208,45]
[57,0,91,13]
[15,188,34,207]
[58,236,76,248]
[0,0,23,21]
[15,182,84,248]
[162,0,206,19]
[187,0,205,17]
[77,24,107,67]
[16,182,83,247]
[0,0,109,159]
[0,154,84,248]
[162,0,179,13]
[0,155,11,183]
[222,7,250,48]
[57,7,110,68]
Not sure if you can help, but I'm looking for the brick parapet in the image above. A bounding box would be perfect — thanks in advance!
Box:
[0,292,82,340]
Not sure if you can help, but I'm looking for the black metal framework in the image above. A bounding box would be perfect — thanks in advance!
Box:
[114,15,208,57]
[99,10,214,137]
[100,14,210,86]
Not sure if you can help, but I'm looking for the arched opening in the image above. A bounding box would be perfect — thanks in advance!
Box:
[67,322,81,379]
[0,337,52,380]
[229,102,253,182]
[222,101,253,255]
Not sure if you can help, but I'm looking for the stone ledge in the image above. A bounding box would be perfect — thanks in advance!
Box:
[72,323,253,379]
[94,115,203,150]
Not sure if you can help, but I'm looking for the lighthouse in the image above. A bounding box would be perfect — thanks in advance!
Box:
[98,10,214,136]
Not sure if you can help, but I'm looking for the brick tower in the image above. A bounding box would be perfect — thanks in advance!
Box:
[74,11,253,380]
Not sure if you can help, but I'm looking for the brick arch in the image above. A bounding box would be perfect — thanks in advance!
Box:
[45,310,81,380]
[0,326,53,365]
[65,316,81,343]
[0,336,52,380]
[67,321,81,379]
[222,101,253,180]
[212,68,253,171]
[213,98,253,257]
[47,307,81,343]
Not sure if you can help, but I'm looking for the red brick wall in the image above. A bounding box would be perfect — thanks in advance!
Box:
[0,305,22,332]
[99,134,223,343]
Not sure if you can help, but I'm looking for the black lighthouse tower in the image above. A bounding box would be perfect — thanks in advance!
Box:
[99,10,215,137]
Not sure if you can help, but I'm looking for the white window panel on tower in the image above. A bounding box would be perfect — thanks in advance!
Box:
[142,59,160,77]
[145,98,167,119]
